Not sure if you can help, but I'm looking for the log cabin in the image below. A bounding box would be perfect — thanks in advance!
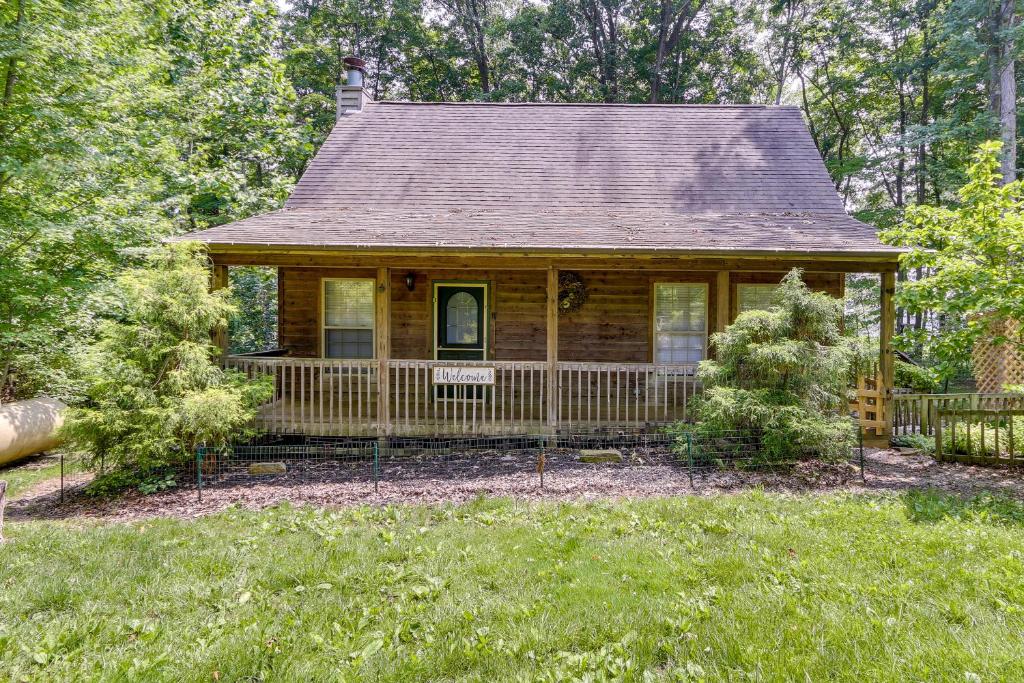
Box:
[181,58,901,439]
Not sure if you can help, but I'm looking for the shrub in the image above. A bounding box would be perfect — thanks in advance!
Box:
[61,243,272,482]
[939,416,1024,458]
[891,432,935,454]
[895,360,939,393]
[689,269,855,462]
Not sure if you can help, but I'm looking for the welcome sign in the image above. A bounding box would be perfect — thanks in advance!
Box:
[432,366,495,385]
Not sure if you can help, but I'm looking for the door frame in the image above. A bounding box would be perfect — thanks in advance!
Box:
[432,280,491,361]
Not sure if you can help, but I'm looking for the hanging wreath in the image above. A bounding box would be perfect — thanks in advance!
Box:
[558,271,588,314]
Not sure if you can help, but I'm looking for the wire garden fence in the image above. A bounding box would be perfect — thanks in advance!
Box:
[194,432,679,501]
[189,426,867,501]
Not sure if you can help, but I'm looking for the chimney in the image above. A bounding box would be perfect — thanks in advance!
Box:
[336,56,371,119]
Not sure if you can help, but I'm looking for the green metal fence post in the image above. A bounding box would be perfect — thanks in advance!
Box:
[196,446,204,503]
[859,426,865,482]
[60,452,65,504]
[686,432,694,487]
[373,441,379,494]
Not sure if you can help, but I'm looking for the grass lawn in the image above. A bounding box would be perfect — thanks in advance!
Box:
[2,491,1024,681]
[0,454,66,500]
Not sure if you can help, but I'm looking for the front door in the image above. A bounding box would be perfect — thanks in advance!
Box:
[434,283,487,361]
[434,283,488,400]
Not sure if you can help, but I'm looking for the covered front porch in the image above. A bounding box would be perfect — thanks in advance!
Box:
[212,251,896,438]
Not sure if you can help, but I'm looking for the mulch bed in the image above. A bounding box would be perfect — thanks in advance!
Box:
[6,448,1023,523]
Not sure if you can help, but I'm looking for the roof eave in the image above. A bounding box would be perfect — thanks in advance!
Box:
[191,239,904,262]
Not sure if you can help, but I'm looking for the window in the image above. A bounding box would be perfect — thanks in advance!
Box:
[323,279,374,358]
[446,291,479,345]
[737,284,778,314]
[654,283,707,363]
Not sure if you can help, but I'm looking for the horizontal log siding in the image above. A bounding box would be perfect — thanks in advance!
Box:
[729,272,843,321]
[278,266,843,362]
[278,267,376,357]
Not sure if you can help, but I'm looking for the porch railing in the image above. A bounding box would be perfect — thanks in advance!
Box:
[557,362,696,429]
[226,356,699,437]
[387,360,548,436]
[225,357,380,436]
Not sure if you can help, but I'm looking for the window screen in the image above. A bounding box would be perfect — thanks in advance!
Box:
[323,279,374,358]
[737,284,778,314]
[654,283,707,363]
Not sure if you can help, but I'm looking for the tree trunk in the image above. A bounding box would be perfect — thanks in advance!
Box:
[1,0,24,117]
[649,0,704,103]
[998,0,1017,183]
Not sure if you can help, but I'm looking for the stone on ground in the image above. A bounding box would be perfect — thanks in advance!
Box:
[578,449,622,464]
[249,462,287,475]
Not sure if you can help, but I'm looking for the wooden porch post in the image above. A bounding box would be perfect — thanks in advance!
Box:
[547,267,559,435]
[210,264,229,357]
[376,267,391,437]
[715,271,731,334]
[879,271,896,436]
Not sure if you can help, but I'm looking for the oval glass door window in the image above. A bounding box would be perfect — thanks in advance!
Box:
[446,291,479,345]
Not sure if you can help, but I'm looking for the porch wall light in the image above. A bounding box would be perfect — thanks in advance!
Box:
[405,272,416,291]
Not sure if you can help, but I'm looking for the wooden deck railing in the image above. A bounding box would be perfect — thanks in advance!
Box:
[225,356,699,437]
[387,360,548,436]
[556,362,696,429]
[935,408,1024,465]
[225,357,380,436]
[892,393,1024,436]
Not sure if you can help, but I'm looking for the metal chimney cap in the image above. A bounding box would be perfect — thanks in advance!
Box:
[343,56,367,73]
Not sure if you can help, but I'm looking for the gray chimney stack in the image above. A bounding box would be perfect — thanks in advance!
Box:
[336,56,371,119]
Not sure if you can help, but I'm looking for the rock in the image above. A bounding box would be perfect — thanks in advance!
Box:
[897,447,921,457]
[578,449,622,464]
[249,462,287,475]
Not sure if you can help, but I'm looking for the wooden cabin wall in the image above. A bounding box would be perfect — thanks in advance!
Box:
[277,266,844,361]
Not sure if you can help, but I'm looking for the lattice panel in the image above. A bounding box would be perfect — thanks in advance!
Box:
[972,318,1024,393]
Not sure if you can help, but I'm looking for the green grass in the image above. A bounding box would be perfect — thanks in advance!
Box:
[0,453,65,500]
[2,492,1024,681]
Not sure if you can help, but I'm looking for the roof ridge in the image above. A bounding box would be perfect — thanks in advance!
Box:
[367,101,794,109]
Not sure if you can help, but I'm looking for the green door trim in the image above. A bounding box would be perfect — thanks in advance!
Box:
[432,281,490,361]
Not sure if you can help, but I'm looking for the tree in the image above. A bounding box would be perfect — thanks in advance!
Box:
[0,0,301,401]
[881,141,1024,382]
[692,270,855,461]
[60,244,272,478]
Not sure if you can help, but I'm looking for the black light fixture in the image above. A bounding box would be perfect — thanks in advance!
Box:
[405,272,415,291]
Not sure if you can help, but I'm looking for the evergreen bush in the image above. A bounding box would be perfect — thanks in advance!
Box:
[61,243,272,486]
[688,269,855,462]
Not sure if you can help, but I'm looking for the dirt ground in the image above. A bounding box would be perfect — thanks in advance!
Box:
[6,448,1023,523]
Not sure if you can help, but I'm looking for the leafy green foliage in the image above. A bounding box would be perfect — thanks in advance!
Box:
[895,359,940,393]
[60,244,272,476]
[693,269,855,461]
[939,416,1024,459]
[0,0,302,401]
[882,142,1024,383]
[228,267,278,354]
[890,432,935,454]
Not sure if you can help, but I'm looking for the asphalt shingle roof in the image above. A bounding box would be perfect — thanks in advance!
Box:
[183,101,899,257]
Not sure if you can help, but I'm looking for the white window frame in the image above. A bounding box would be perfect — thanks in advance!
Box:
[321,278,376,359]
[652,282,709,364]
[736,283,779,315]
